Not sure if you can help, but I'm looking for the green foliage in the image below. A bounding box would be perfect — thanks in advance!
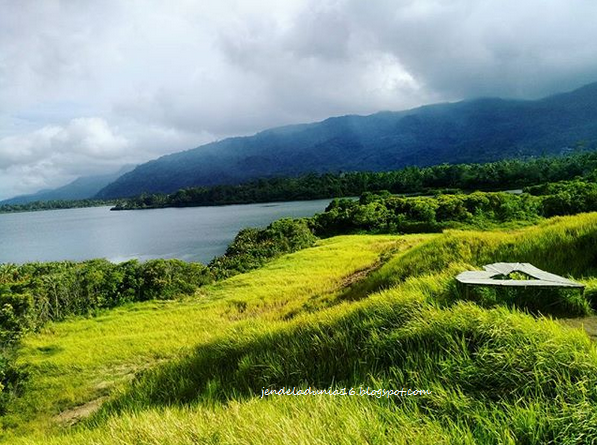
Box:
[113,152,597,210]
[0,199,112,214]
[312,191,543,236]
[311,181,597,236]
[0,259,212,344]
[139,260,209,300]
[525,180,597,217]
[209,218,316,279]
[0,291,34,343]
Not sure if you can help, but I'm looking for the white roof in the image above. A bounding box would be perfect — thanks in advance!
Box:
[456,262,584,289]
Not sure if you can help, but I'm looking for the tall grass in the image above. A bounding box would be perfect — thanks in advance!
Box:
[342,213,597,310]
[2,235,401,438]
[7,214,597,444]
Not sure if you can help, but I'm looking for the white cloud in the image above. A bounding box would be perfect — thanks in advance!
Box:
[0,118,127,165]
[0,117,206,199]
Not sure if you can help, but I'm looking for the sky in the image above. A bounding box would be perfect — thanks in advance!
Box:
[1,0,597,200]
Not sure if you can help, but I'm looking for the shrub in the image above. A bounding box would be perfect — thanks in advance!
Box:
[0,259,213,342]
[209,218,316,279]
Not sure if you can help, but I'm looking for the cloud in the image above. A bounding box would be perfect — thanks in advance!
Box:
[0,118,126,198]
[0,117,208,199]
[1,0,597,199]
[345,0,597,99]
[0,118,127,165]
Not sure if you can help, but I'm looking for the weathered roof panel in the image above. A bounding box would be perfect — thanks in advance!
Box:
[456,262,584,289]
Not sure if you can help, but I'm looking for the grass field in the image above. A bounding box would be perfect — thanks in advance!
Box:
[2,234,416,440]
[5,214,597,444]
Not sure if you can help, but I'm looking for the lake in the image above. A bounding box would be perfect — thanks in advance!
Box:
[0,199,332,264]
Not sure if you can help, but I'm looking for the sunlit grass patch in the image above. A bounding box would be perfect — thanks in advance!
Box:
[4,235,402,438]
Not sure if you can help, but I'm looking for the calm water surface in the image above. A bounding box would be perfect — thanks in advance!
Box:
[0,199,332,264]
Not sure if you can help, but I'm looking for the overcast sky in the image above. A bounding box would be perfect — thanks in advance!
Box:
[1,0,597,200]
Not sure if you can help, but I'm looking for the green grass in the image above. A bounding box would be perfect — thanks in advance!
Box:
[2,235,409,439]
[6,214,597,444]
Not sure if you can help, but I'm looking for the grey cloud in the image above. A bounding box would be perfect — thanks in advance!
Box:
[342,0,597,99]
[218,0,597,105]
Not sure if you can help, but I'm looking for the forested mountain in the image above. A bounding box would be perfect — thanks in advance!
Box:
[97,82,597,198]
[2,165,133,205]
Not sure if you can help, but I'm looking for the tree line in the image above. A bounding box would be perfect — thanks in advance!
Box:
[2,152,596,215]
[0,199,113,214]
[308,179,597,236]
[112,153,597,210]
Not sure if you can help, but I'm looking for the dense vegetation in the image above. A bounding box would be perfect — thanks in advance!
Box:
[310,179,597,236]
[208,218,316,280]
[112,152,597,210]
[0,199,112,214]
[0,259,212,344]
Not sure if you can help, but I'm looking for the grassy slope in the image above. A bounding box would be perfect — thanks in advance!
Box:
[3,234,415,439]
[7,214,597,444]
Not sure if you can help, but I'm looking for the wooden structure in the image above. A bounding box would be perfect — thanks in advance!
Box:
[456,262,584,290]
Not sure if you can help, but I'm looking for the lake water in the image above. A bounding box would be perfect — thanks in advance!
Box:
[0,199,332,264]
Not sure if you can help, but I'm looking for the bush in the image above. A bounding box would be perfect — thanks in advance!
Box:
[140,260,211,300]
[0,259,213,342]
[311,183,597,237]
[209,218,316,279]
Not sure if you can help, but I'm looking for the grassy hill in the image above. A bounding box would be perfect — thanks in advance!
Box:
[4,213,597,444]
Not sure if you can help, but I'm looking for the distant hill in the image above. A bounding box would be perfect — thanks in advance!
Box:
[2,165,134,205]
[96,82,597,199]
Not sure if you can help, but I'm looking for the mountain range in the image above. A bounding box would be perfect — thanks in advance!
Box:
[1,165,134,205]
[96,82,597,199]
[6,83,597,203]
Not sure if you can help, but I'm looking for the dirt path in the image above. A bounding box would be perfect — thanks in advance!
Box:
[55,396,108,426]
[559,316,597,341]
[338,259,383,289]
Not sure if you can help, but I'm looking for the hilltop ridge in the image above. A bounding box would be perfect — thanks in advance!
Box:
[97,82,597,198]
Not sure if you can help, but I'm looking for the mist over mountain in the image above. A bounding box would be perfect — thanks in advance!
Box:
[2,165,134,205]
[96,82,597,199]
